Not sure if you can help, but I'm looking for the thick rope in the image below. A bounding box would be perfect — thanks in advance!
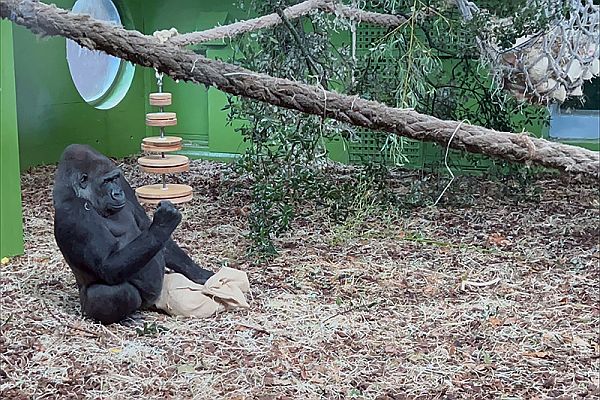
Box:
[170,0,327,46]
[1,0,598,178]
[169,0,406,47]
[319,2,406,26]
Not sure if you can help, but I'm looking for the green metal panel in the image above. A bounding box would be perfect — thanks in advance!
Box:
[205,44,248,159]
[351,20,424,168]
[325,134,350,164]
[1,20,24,257]
[13,0,147,169]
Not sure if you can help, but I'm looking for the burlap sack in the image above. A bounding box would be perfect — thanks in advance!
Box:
[155,267,250,318]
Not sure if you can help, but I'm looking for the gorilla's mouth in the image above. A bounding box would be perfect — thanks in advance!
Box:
[111,201,126,210]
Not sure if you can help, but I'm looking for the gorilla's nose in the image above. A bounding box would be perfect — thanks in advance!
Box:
[112,190,124,201]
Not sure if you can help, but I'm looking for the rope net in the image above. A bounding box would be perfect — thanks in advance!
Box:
[462,0,599,104]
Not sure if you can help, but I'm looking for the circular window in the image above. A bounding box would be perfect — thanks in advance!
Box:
[66,0,134,109]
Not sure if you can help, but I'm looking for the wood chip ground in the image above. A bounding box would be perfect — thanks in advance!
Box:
[1,160,598,399]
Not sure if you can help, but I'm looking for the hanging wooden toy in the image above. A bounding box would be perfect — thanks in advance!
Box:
[135,71,193,204]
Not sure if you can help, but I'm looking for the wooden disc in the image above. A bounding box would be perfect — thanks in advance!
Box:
[146,112,177,120]
[137,193,193,205]
[135,184,193,203]
[142,137,182,152]
[149,92,172,100]
[151,100,171,106]
[142,136,182,147]
[141,143,182,152]
[149,92,172,106]
[139,163,189,174]
[146,117,177,127]
[149,98,171,106]
[137,154,189,168]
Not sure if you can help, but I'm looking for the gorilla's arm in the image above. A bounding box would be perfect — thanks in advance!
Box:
[164,240,214,284]
[84,230,164,285]
[55,200,179,285]
[120,176,215,284]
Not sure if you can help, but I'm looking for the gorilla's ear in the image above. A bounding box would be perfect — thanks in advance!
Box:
[79,173,89,189]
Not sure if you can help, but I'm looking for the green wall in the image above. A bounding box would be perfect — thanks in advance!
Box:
[3,0,251,256]
[3,0,598,258]
[1,20,24,257]
[141,0,247,160]
[10,0,599,170]
[13,0,147,168]
[12,0,250,169]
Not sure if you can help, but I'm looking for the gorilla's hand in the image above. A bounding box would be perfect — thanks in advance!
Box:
[150,201,182,242]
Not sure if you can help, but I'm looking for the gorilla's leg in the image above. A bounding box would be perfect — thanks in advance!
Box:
[164,240,214,285]
[80,282,142,325]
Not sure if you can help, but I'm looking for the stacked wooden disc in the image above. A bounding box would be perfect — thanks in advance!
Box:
[135,92,193,205]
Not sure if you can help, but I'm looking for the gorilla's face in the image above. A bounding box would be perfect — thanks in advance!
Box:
[79,168,126,215]
[54,144,127,216]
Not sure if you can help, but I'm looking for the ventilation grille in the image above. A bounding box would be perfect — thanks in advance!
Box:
[347,130,423,167]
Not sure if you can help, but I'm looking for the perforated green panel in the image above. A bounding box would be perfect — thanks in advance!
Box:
[355,24,385,51]
[350,18,424,167]
[347,132,424,167]
[349,5,497,172]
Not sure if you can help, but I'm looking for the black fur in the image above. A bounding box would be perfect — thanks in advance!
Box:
[53,144,213,324]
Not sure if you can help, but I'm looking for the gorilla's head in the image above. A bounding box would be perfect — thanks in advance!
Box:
[54,144,126,215]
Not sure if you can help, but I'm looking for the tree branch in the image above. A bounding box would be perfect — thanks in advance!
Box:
[1,0,597,177]
[275,5,328,88]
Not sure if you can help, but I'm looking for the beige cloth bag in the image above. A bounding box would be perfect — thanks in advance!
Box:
[155,267,250,318]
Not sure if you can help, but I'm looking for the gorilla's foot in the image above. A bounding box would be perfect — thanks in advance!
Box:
[119,311,145,327]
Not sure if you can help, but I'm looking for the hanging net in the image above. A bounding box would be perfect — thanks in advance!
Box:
[459,0,599,104]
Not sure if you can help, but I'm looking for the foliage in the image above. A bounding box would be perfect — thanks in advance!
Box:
[227,0,552,255]
[135,321,169,337]
[227,0,356,255]
[483,0,571,49]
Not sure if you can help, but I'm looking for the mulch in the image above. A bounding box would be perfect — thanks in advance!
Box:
[1,159,598,399]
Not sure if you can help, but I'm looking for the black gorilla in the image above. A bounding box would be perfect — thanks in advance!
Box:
[53,144,213,324]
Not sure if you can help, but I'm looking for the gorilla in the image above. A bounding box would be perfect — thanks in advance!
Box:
[52,144,213,324]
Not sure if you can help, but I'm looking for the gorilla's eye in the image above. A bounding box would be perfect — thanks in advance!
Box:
[104,173,120,184]
[80,174,88,184]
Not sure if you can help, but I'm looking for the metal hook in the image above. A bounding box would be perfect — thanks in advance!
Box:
[154,68,164,91]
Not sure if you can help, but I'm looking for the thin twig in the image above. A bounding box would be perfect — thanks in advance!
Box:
[237,323,297,342]
[461,277,502,290]
[322,301,379,323]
